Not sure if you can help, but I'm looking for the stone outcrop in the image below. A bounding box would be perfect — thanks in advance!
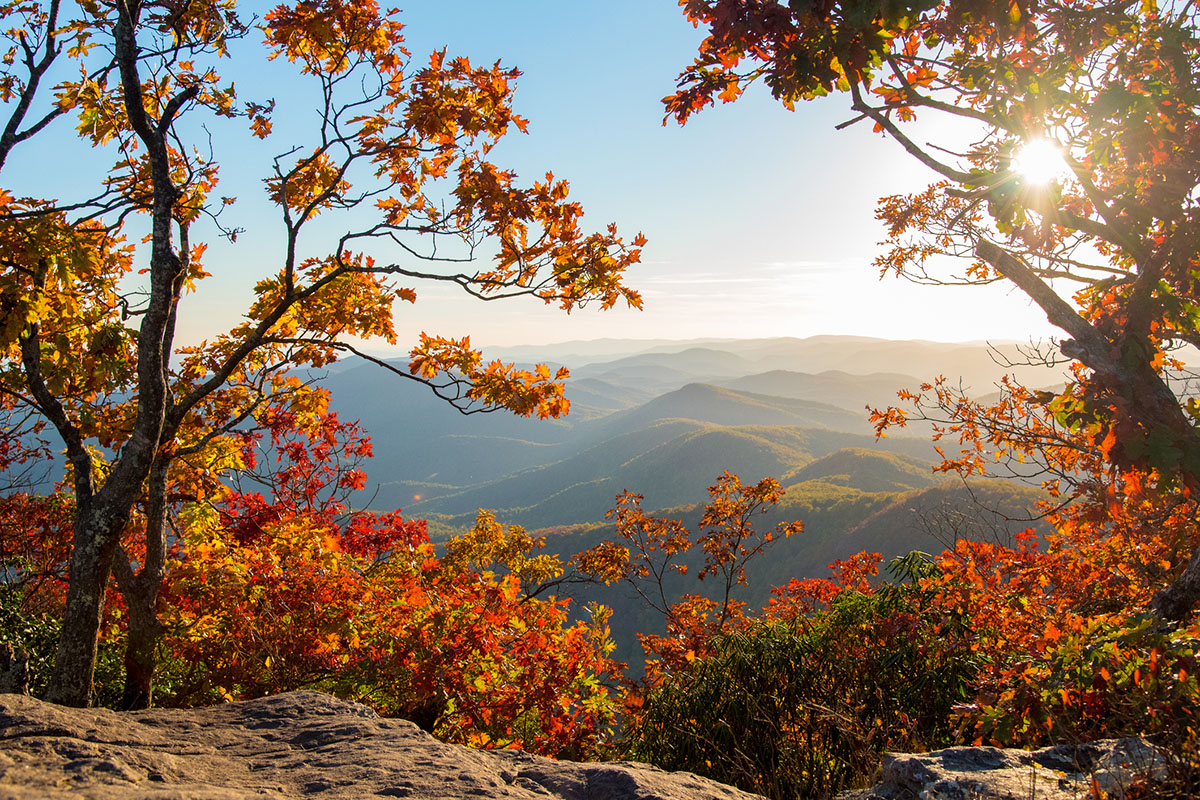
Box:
[0,690,763,799]
[3,689,1177,800]
[841,738,1168,800]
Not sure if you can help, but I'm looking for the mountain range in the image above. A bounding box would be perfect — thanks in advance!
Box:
[324,335,1063,664]
[327,335,1059,528]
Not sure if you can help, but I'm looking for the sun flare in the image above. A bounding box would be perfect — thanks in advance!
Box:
[1012,139,1068,186]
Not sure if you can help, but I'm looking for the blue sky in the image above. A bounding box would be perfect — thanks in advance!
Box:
[14,1,1060,349]
[382,2,1058,348]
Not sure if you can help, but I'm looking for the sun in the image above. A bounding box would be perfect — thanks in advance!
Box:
[1012,139,1069,186]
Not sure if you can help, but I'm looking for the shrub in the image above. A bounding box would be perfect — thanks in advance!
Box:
[0,583,125,706]
[623,557,979,800]
[964,615,1200,794]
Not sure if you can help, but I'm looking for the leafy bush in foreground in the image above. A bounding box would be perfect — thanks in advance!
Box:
[968,615,1200,795]
[622,556,979,800]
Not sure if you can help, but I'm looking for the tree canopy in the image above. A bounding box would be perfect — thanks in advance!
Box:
[0,0,641,706]
[669,0,1200,619]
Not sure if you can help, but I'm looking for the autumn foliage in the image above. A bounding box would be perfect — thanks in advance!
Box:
[6,1,1200,797]
[628,3,1200,791]
[670,0,1200,620]
[577,471,801,681]
[0,0,644,707]
[0,406,619,757]
[581,461,1199,798]
[166,411,619,756]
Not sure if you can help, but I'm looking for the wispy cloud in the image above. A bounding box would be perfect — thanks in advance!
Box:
[638,274,773,286]
[635,260,865,286]
[762,259,860,273]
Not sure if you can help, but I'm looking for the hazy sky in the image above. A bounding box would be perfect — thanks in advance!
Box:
[16,1,1062,350]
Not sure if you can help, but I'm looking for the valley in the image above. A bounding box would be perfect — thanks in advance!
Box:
[328,335,1059,524]
[324,335,1062,661]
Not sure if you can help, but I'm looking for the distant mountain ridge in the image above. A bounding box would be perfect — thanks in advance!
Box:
[324,334,1061,535]
[788,448,940,493]
[716,369,924,413]
[403,422,934,529]
[571,347,756,380]
[317,336,1062,670]
[485,335,1059,391]
[585,383,871,439]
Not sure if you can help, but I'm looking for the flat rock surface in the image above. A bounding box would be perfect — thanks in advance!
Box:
[0,690,762,800]
[841,738,1167,800]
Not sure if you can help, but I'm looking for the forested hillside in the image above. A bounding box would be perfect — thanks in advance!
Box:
[326,335,1056,531]
[315,337,1059,670]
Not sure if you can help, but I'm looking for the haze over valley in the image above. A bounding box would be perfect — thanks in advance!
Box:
[330,335,1059,526]
[326,335,1060,657]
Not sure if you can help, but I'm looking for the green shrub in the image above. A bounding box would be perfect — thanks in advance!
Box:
[0,583,59,693]
[0,584,124,706]
[622,559,979,800]
[967,615,1200,796]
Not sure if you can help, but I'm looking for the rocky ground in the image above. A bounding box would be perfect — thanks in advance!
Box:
[0,691,760,799]
[845,738,1168,800]
[0,690,1170,800]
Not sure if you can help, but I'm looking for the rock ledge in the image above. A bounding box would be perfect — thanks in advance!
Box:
[843,737,1167,800]
[0,690,762,800]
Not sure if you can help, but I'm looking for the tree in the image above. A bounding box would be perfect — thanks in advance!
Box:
[625,557,978,800]
[159,408,619,757]
[669,0,1200,619]
[0,404,622,755]
[578,471,802,680]
[0,0,642,707]
[584,473,977,799]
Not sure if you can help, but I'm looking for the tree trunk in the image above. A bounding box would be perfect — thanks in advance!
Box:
[978,240,1200,622]
[119,581,162,710]
[114,457,170,710]
[40,1,185,708]
[43,509,123,707]
[1152,545,1200,621]
[0,642,29,695]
